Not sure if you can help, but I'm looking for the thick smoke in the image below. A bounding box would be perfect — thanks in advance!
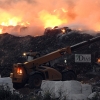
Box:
[0,0,100,36]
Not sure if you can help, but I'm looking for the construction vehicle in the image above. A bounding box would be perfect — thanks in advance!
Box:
[10,36,100,89]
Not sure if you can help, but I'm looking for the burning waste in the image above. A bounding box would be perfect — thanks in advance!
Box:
[0,0,99,36]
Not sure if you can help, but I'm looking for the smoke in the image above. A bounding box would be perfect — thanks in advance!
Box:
[0,0,100,36]
[71,0,100,31]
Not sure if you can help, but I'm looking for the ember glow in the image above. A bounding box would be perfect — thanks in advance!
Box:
[0,0,100,36]
[0,28,2,34]
[61,28,66,33]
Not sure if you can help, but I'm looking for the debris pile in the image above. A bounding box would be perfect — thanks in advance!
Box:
[0,30,100,78]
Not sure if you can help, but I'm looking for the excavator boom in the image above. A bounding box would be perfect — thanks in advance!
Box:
[25,36,100,69]
[71,36,100,51]
[11,35,100,89]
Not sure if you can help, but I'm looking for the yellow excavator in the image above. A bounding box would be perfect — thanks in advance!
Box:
[10,36,100,89]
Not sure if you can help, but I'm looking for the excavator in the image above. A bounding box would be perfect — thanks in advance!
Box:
[10,36,100,89]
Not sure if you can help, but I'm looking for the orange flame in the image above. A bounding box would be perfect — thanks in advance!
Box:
[61,28,66,33]
[0,28,2,34]
[0,7,69,34]
[0,11,30,34]
[0,0,100,35]
[39,8,68,28]
[0,0,100,36]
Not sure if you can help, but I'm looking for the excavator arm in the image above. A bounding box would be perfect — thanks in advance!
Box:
[24,36,100,69]
[24,46,71,68]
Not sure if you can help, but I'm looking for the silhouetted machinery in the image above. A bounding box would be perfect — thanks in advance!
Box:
[10,36,100,89]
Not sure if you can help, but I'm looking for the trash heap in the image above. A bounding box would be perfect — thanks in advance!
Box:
[0,31,100,78]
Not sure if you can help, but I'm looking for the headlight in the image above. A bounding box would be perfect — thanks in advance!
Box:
[23,53,26,56]
[97,58,100,63]
[17,67,23,75]
[64,60,67,63]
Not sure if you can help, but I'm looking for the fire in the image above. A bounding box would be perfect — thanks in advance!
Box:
[0,28,2,34]
[0,12,22,27]
[61,8,68,13]
[77,28,82,31]
[0,7,69,35]
[94,24,100,32]
[0,16,30,34]
[53,8,68,13]
[0,9,32,34]
[1,17,20,26]
[0,5,68,35]
[61,28,66,33]
[39,8,68,28]
[0,0,100,36]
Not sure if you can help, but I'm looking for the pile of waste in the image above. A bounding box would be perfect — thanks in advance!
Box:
[0,30,100,78]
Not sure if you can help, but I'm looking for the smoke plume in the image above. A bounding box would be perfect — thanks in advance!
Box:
[0,0,100,36]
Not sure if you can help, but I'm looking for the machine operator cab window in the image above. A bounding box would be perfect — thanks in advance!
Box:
[23,51,40,61]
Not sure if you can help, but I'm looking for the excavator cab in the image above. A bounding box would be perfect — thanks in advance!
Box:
[23,51,40,61]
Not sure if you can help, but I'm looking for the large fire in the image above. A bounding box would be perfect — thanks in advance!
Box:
[0,12,30,34]
[39,8,68,28]
[0,7,69,35]
[0,0,100,36]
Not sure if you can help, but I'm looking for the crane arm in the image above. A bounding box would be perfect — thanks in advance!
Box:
[24,46,71,68]
[24,36,100,69]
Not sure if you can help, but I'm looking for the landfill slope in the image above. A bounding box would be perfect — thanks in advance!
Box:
[0,31,100,77]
